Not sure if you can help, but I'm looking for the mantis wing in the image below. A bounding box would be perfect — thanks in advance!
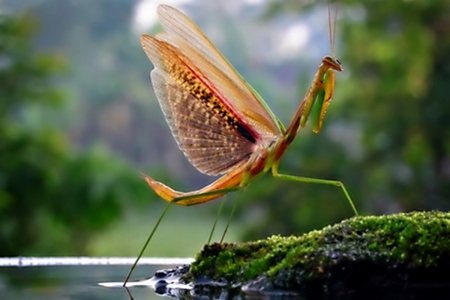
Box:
[142,35,259,175]
[154,5,282,141]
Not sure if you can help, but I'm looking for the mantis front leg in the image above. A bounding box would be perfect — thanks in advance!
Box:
[300,68,337,134]
[311,69,336,133]
[285,57,342,144]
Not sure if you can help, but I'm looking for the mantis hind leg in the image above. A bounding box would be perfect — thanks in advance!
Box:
[272,165,359,216]
[207,189,243,244]
[123,185,244,286]
[219,190,243,243]
[123,200,173,286]
[208,196,226,244]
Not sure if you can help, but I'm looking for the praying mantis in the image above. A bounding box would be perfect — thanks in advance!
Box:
[124,2,357,285]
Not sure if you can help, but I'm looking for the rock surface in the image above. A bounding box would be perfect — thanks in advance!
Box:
[151,211,450,299]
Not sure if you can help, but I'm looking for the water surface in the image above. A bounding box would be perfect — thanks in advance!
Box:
[0,261,178,300]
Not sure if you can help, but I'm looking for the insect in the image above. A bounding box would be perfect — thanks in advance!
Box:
[124,3,358,285]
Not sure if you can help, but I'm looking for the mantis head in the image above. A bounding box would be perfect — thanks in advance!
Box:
[322,56,343,72]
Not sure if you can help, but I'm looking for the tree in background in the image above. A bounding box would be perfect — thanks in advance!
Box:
[0,14,148,256]
[236,0,450,240]
[340,0,450,212]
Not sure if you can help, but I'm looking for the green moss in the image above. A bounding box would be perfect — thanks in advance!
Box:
[186,211,450,285]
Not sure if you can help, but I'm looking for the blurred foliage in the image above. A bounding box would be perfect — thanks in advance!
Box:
[340,0,450,211]
[236,0,450,240]
[0,14,150,256]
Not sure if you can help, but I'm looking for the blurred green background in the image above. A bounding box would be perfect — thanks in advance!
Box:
[0,0,449,258]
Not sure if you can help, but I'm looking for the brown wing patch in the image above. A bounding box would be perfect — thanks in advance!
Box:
[146,37,257,175]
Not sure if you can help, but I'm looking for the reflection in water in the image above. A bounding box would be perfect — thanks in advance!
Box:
[104,264,302,300]
[2,259,448,299]
[0,261,297,299]
[0,264,169,300]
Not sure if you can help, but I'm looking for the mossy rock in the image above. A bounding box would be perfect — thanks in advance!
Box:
[180,211,450,298]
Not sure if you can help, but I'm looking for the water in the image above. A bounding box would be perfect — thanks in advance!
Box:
[0,257,192,300]
[2,257,444,299]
